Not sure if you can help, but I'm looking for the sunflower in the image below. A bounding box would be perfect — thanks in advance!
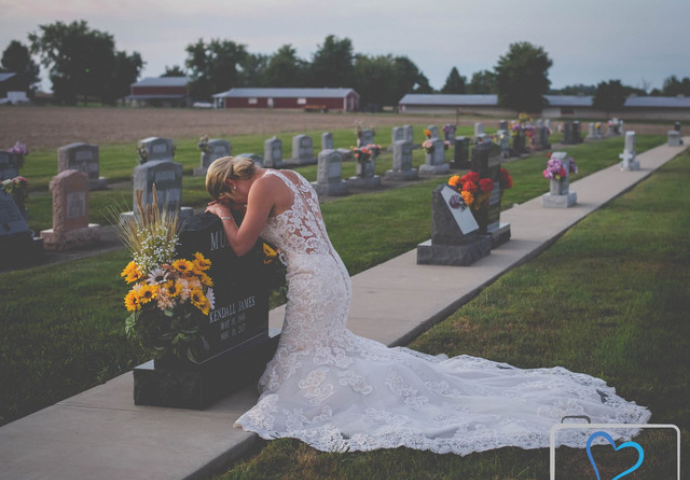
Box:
[190,288,210,314]
[263,243,278,265]
[124,289,141,312]
[171,259,194,275]
[192,252,211,273]
[199,272,214,287]
[121,261,144,283]
[137,284,159,304]
[164,280,182,298]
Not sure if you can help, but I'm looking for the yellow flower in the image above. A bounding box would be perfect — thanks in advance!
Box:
[192,252,211,273]
[190,288,209,314]
[199,272,214,287]
[164,280,182,298]
[263,243,278,265]
[137,284,159,304]
[461,190,474,206]
[124,289,141,312]
[171,259,194,275]
[121,261,144,283]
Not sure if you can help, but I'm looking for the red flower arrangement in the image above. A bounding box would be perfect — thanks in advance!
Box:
[448,171,494,211]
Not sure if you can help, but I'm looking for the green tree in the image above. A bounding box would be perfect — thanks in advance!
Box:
[161,65,186,77]
[29,20,143,105]
[1,40,40,93]
[592,80,628,117]
[261,45,307,87]
[185,39,248,101]
[441,67,466,94]
[662,75,690,96]
[412,72,434,94]
[550,83,596,95]
[237,53,268,87]
[310,35,354,88]
[494,42,552,112]
[467,70,496,94]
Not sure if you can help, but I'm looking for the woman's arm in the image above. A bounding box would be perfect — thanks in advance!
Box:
[205,176,275,257]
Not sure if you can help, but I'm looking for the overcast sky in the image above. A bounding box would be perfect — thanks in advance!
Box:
[1,0,689,93]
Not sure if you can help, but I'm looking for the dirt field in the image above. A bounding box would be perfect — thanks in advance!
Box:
[0,106,672,151]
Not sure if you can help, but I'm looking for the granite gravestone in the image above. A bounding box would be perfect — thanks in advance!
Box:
[499,120,509,131]
[312,150,348,196]
[391,127,404,144]
[419,138,450,176]
[263,137,284,168]
[474,122,484,140]
[496,130,510,158]
[619,131,640,171]
[572,121,583,143]
[0,151,23,181]
[348,149,381,188]
[357,129,375,147]
[470,142,511,247]
[287,135,317,165]
[450,136,471,169]
[542,151,577,208]
[57,143,107,190]
[236,153,263,166]
[133,213,278,409]
[194,139,231,176]
[403,125,414,143]
[385,140,418,181]
[426,125,439,139]
[442,124,456,143]
[667,130,682,147]
[120,160,193,223]
[0,189,43,268]
[138,137,175,164]
[562,121,575,144]
[321,132,334,151]
[416,185,491,266]
[40,170,100,251]
[674,122,681,132]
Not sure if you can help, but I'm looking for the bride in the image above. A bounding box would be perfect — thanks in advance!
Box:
[205,156,650,455]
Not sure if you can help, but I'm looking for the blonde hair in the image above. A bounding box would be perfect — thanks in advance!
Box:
[205,156,256,200]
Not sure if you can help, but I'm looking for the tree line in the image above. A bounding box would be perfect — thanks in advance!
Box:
[2,19,690,111]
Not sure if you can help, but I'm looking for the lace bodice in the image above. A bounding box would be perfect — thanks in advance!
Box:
[233,170,651,455]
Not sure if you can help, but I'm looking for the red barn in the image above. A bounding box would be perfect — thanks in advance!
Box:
[213,88,359,112]
[125,77,192,107]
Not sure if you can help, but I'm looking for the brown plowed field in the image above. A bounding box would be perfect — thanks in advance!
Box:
[0,106,671,151]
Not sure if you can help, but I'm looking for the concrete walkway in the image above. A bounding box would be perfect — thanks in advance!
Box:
[0,138,686,480]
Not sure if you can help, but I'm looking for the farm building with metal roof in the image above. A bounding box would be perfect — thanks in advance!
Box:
[398,94,690,120]
[124,77,192,108]
[213,88,359,112]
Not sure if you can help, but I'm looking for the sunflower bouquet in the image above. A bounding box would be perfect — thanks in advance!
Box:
[117,187,215,363]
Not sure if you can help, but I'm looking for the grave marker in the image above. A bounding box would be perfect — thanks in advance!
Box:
[138,137,175,164]
[0,189,43,267]
[263,137,284,168]
[450,136,471,169]
[619,131,640,171]
[419,138,450,176]
[312,150,348,196]
[57,143,107,190]
[321,132,334,151]
[194,139,231,176]
[385,140,418,181]
[470,142,511,247]
[542,151,577,208]
[287,135,317,165]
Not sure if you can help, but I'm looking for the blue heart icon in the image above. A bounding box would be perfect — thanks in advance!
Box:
[586,431,644,480]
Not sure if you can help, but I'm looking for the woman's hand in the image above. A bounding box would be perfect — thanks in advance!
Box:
[205,200,232,218]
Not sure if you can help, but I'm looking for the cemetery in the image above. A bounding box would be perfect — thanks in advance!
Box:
[0,108,687,479]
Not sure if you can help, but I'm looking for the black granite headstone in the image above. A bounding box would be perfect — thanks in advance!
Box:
[470,143,511,247]
[133,213,279,409]
[0,190,43,269]
[451,136,470,169]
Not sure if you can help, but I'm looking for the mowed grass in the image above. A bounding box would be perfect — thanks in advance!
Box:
[0,133,666,428]
[208,151,690,479]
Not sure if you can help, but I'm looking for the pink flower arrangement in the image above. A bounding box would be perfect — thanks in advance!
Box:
[8,141,29,156]
[543,153,577,180]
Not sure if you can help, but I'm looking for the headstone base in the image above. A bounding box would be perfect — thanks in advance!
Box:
[619,160,640,171]
[40,224,101,251]
[285,157,317,166]
[416,235,491,266]
[311,180,348,196]
[0,232,44,269]
[88,177,108,191]
[385,168,418,181]
[541,191,577,208]
[347,175,381,188]
[418,163,451,176]
[120,207,194,225]
[133,330,280,409]
[489,222,511,248]
[193,167,208,177]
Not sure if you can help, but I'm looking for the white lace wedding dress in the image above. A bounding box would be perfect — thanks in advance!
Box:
[233,169,651,455]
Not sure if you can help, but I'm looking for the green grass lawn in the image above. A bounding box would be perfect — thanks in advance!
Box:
[208,149,690,480]
[0,131,671,439]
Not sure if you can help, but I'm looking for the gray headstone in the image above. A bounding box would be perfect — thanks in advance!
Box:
[391,127,404,144]
[0,189,30,237]
[138,137,175,164]
[542,151,577,208]
[0,188,44,266]
[321,132,334,151]
[385,140,417,181]
[0,152,22,181]
[442,124,456,143]
[263,137,284,168]
[498,120,509,131]
[667,130,682,147]
[674,122,681,132]
[419,138,450,176]
[288,135,316,165]
[58,142,107,190]
[357,129,375,147]
[132,161,184,216]
[312,150,348,196]
[403,125,414,143]
[426,125,439,139]
[474,123,484,138]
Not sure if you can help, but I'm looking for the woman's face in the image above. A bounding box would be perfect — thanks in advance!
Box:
[221,178,250,205]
